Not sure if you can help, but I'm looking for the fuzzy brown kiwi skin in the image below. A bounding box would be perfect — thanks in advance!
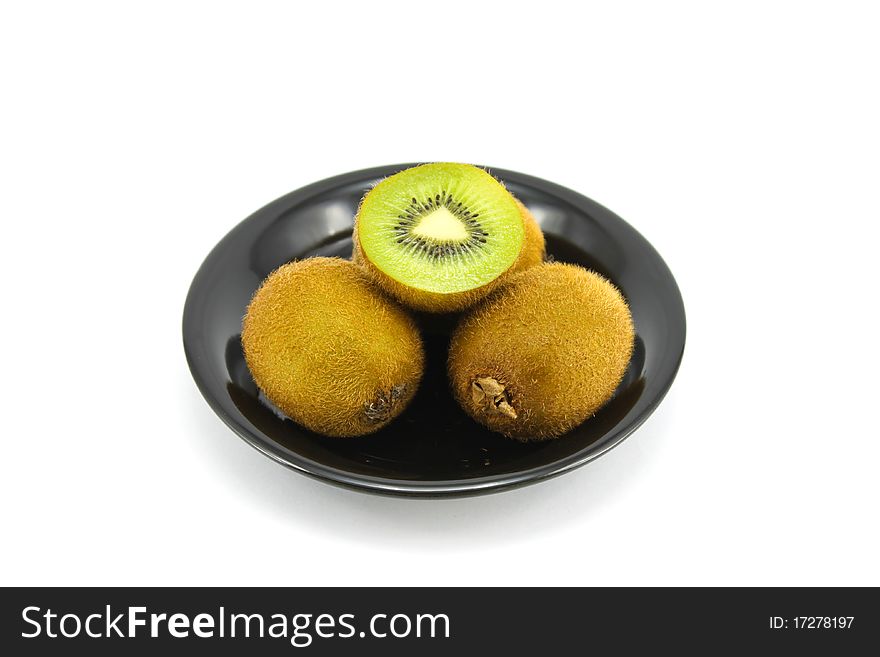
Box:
[513,198,546,273]
[352,196,545,313]
[241,257,424,438]
[447,262,634,440]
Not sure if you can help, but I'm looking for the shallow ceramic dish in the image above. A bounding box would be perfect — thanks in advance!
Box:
[183,164,685,497]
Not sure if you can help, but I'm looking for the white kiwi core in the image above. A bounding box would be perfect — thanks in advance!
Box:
[412,207,469,241]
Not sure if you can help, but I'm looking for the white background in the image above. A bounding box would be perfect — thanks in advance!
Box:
[2,1,878,586]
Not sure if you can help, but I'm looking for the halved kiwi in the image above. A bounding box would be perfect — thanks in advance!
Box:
[353,163,540,312]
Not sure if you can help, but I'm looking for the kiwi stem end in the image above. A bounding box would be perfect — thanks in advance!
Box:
[471,377,517,420]
[364,384,407,423]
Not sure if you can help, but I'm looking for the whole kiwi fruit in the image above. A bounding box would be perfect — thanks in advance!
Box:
[353,163,544,313]
[242,257,424,437]
[448,262,635,440]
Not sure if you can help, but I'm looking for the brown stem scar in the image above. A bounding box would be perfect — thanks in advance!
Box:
[364,384,407,423]
[472,377,517,420]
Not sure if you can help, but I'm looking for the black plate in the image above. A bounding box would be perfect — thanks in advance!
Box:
[183,164,685,497]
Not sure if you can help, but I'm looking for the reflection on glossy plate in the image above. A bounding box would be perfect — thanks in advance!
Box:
[183,164,686,497]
